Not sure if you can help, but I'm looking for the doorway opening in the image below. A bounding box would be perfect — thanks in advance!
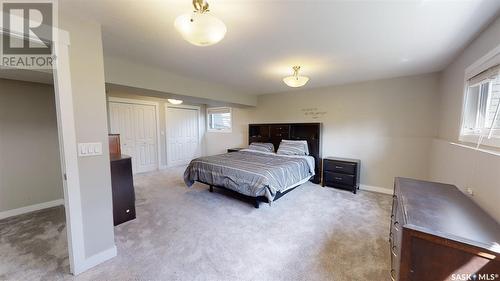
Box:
[0,70,70,277]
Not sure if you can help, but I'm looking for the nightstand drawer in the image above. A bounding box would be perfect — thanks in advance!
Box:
[324,171,355,186]
[324,161,356,174]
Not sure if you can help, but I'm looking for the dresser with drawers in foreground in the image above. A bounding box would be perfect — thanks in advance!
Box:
[390,177,500,281]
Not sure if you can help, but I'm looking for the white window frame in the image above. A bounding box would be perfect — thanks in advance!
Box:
[459,44,500,148]
[207,107,232,133]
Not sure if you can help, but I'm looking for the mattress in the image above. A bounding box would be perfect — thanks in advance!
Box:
[184,149,315,202]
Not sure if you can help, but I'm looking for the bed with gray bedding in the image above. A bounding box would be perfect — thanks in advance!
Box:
[184,149,315,207]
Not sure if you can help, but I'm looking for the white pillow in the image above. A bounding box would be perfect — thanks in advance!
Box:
[282,140,309,155]
[277,141,308,156]
[248,142,275,153]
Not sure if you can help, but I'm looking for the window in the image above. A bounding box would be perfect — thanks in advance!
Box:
[207,107,232,132]
[460,64,500,147]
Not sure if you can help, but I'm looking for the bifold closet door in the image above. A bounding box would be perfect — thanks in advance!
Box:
[108,101,158,173]
[166,107,200,167]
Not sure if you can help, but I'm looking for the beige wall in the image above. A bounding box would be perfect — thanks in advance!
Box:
[429,140,500,222]
[205,74,441,191]
[221,73,439,191]
[437,16,500,142]
[205,107,252,156]
[104,57,257,107]
[60,15,115,258]
[0,78,63,212]
[430,16,500,222]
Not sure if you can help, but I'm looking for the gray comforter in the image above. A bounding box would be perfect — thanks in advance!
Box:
[184,150,315,202]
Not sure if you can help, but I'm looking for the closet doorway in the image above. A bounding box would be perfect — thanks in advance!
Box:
[0,70,69,278]
[108,98,160,174]
[166,104,201,167]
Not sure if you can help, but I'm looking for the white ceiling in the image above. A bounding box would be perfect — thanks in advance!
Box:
[60,0,500,95]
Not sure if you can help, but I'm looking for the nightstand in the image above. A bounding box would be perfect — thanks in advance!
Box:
[227,148,244,153]
[322,157,360,194]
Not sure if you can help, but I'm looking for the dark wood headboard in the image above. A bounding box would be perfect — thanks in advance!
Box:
[248,123,322,184]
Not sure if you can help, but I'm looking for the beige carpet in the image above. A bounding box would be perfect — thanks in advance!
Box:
[0,166,392,281]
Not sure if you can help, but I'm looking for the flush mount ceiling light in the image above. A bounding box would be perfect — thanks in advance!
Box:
[168,99,183,105]
[283,66,309,88]
[174,0,227,47]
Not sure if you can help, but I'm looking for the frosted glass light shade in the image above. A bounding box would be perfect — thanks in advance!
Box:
[174,12,227,46]
[168,99,183,105]
[283,75,309,87]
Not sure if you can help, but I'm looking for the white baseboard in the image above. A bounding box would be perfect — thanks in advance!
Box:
[359,184,393,195]
[0,199,65,220]
[74,245,117,275]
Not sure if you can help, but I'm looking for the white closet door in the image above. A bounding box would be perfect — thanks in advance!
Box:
[132,104,158,173]
[108,102,136,159]
[109,101,158,174]
[167,107,200,167]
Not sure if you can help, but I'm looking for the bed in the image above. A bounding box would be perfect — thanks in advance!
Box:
[184,123,322,208]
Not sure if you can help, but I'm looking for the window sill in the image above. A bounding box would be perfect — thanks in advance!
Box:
[449,141,500,157]
[459,134,500,149]
[207,129,233,133]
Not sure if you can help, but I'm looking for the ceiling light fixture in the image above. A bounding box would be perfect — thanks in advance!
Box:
[283,66,309,88]
[168,99,183,105]
[174,0,227,47]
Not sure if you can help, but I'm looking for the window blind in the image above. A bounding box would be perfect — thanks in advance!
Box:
[207,107,231,115]
[207,107,232,131]
[468,64,500,86]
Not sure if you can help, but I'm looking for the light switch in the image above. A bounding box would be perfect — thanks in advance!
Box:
[78,142,103,157]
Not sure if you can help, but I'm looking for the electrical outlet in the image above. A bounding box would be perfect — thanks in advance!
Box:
[466,187,474,196]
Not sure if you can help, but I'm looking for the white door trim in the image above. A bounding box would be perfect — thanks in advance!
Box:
[51,38,86,275]
[107,97,161,171]
[165,104,202,167]
[5,24,90,274]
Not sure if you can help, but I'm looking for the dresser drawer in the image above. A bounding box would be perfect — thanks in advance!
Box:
[324,171,355,186]
[392,205,403,247]
[391,232,401,261]
[390,195,398,242]
[390,267,399,281]
[390,196,403,281]
[324,160,356,174]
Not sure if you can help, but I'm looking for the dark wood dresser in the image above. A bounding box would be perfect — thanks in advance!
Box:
[391,177,500,281]
[322,157,360,193]
[110,154,136,226]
